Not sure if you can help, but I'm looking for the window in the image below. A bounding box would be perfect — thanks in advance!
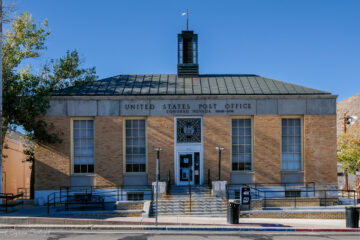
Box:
[192,36,198,64]
[282,118,302,171]
[125,119,146,172]
[127,192,144,201]
[178,36,183,64]
[232,119,252,171]
[73,120,94,173]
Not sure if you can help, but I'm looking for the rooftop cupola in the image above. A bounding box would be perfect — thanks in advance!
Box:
[177,30,199,77]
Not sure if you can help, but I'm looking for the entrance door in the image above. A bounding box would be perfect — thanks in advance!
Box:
[178,153,193,185]
[175,117,203,185]
[177,152,201,185]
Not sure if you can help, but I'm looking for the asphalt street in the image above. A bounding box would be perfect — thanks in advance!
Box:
[0,230,359,240]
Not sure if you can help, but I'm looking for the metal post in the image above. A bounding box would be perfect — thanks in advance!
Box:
[189,181,192,213]
[208,169,210,187]
[344,114,349,192]
[117,187,119,201]
[47,195,50,214]
[345,168,349,192]
[218,150,221,181]
[264,192,267,208]
[154,148,161,226]
[353,190,356,206]
[216,147,224,181]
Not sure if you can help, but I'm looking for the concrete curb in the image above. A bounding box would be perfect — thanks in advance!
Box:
[0,225,359,232]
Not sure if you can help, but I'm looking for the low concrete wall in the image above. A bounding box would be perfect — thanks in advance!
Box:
[116,201,144,210]
[250,198,339,209]
[241,211,345,219]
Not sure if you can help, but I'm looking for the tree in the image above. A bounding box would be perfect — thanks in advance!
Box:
[2,11,97,196]
[3,11,97,143]
[337,125,360,174]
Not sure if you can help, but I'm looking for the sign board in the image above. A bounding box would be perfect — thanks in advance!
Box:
[120,99,256,116]
[241,187,251,205]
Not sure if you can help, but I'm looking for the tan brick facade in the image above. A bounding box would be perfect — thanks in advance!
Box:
[304,115,337,185]
[203,116,231,182]
[34,114,337,190]
[147,117,174,183]
[94,117,123,186]
[35,117,71,190]
[253,115,282,184]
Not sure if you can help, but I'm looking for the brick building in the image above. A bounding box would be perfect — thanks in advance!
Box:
[34,30,338,204]
[2,131,31,198]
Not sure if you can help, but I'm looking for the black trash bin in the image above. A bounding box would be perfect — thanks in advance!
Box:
[227,201,240,224]
[345,207,359,228]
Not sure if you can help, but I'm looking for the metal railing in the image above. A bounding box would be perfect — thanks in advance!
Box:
[17,188,31,199]
[166,170,171,194]
[0,193,24,213]
[207,169,211,188]
[227,183,356,209]
[260,189,356,208]
[228,182,316,198]
[254,182,316,190]
[47,185,153,214]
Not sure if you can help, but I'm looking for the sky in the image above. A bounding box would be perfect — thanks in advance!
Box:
[7,0,360,101]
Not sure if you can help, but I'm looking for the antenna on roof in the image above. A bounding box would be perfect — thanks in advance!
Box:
[181,9,190,30]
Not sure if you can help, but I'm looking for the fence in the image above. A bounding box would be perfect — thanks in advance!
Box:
[17,188,31,199]
[46,182,358,215]
[260,189,356,208]
[228,182,316,199]
[227,183,356,208]
[0,193,24,212]
[47,185,153,214]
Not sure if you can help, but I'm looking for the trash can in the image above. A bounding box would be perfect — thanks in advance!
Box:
[227,201,240,224]
[345,207,359,228]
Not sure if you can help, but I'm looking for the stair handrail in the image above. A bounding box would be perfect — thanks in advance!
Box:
[207,169,211,188]
[188,177,192,213]
[167,170,171,194]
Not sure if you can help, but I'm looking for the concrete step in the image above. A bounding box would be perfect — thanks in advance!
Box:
[151,185,226,216]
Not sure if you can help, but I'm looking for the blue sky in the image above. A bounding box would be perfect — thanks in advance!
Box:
[9,0,360,101]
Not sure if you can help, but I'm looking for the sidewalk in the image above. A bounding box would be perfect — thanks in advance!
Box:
[0,205,359,232]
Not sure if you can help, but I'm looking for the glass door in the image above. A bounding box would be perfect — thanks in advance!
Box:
[178,153,194,185]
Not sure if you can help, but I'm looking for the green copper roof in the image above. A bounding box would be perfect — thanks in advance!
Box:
[52,74,330,96]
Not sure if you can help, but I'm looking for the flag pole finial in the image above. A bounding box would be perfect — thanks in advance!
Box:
[186,9,189,30]
[182,9,190,30]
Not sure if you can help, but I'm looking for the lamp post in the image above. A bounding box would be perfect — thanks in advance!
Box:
[343,114,358,191]
[153,147,162,226]
[216,147,224,181]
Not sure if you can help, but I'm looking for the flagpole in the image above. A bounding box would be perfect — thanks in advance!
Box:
[186,9,189,30]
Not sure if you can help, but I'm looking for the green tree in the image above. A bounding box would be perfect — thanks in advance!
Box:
[2,11,97,197]
[3,12,97,143]
[337,125,360,174]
